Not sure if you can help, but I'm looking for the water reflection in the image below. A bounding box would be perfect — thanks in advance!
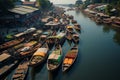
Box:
[48,69,61,80]
[102,24,111,33]
[75,10,81,15]
[29,63,45,80]
[66,40,72,46]
[102,23,120,45]
[113,31,120,45]
[63,49,81,76]
[30,68,36,80]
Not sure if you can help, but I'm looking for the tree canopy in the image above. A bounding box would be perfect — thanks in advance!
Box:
[37,0,52,9]
[0,0,15,13]
[75,0,83,6]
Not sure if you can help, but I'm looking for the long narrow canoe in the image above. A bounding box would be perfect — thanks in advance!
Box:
[12,59,29,80]
[66,32,73,41]
[72,33,79,43]
[74,24,81,31]
[16,41,41,59]
[0,60,18,79]
[62,45,78,72]
[0,38,24,51]
[29,43,49,67]
[47,44,62,71]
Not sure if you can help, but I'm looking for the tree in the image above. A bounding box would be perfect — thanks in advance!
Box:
[37,0,52,9]
[75,0,83,7]
[0,0,15,13]
[105,4,113,15]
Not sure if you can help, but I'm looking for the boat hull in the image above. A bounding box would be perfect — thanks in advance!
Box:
[62,45,78,72]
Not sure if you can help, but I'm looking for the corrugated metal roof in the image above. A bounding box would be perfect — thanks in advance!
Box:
[0,53,11,62]
[9,5,39,15]
[22,6,38,10]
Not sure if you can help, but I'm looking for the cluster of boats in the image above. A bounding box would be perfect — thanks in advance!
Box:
[0,12,81,80]
[84,9,120,28]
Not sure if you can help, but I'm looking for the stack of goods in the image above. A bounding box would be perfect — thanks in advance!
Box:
[63,50,77,65]
[24,41,37,47]
[63,58,73,65]
[31,48,48,63]
[48,50,61,65]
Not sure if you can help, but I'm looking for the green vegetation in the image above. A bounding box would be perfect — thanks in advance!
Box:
[82,0,91,9]
[82,0,120,16]
[102,0,120,16]
[75,0,83,7]
[37,0,52,10]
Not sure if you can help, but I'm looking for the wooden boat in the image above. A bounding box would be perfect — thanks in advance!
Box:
[12,59,29,80]
[74,24,81,31]
[55,31,66,45]
[0,54,18,79]
[112,18,120,28]
[62,45,78,72]
[47,44,63,71]
[46,36,56,49]
[0,38,24,51]
[16,41,42,59]
[66,32,73,41]
[66,25,74,33]
[39,31,51,44]
[29,43,49,67]
[72,33,79,43]
[71,20,77,24]
[103,18,112,24]
[32,30,43,40]
[95,18,102,24]
[68,15,74,20]
[46,31,57,49]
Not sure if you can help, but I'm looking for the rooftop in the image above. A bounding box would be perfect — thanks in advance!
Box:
[0,53,11,62]
[9,5,39,15]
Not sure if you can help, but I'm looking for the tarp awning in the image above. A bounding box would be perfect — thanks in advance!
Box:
[0,53,11,62]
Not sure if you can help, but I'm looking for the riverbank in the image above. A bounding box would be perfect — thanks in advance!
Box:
[0,6,65,44]
[0,5,120,80]
[83,8,120,28]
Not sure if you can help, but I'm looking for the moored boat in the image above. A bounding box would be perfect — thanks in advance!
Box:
[47,44,63,71]
[112,17,120,28]
[0,38,24,51]
[103,18,112,24]
[66,32,73,41]
[95,18,102,24]
[62,45,78,72]
[29,43,49,67]
[16,41,41,59]
[39,31,51,44]
[12,59,29,80]
[66,25,74,33]
[0,53,18,79]
[55,31,66,45]
[46,30,57,49]
[71,20,77,24]
[46,36,56,49]
[72,33,79,43]
[68,15,74,20]
[74,24,81,31]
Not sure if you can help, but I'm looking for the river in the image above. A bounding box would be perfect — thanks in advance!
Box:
[7,6,120,80]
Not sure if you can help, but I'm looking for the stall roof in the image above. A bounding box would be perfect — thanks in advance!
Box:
[45,21,60,26]
[14,32,25,37]
[22,6,38,10]
[9,5,38,15]
[10,9,28,15]
[0,53,11,62]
